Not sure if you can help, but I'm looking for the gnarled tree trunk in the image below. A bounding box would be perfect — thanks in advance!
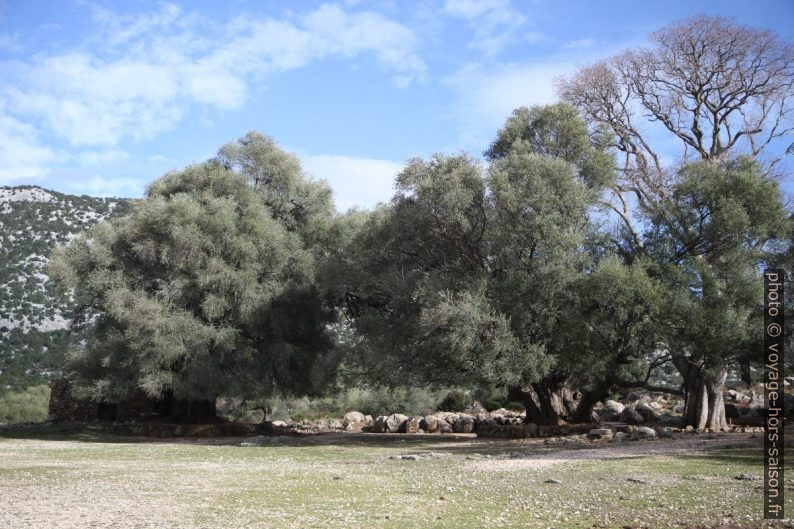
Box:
[681,366,728,431]
[572,382,612,423]
[508,377,581,425]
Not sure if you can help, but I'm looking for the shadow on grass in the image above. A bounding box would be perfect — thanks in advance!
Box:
[0,423,769,468]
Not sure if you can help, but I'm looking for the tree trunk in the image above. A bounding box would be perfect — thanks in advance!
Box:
[508,378,580,425]
[740,360,752,386]
[681,366,728,431]
[573,382,612,423]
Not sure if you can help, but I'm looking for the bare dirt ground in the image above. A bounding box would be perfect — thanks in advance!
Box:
[0,430,788,529]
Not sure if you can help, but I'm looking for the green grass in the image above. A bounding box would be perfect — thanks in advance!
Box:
[0,434,789,528]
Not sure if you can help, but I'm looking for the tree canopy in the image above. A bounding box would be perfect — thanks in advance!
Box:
[51,137,336,404]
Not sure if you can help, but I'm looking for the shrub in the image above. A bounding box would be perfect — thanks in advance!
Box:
[482,399,504,412]
[225,386,450,422]
[504,401,525,411]
[437,390,470,412]
[0,385,50,424]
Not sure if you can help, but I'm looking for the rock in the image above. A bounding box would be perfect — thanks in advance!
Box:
[343,411,367,425]
[605,400,625,414]
[726,389,739,401]
[634,426,656,439]
[385,413,408,433]
[544,478,561,484]
[685,425,694,432]
[372,415,389,433]
[420,415,439,433]
[271,420,287,428]
[625,392,641,402]
[620,408,644,425]
[657,427,674,438]
[453,414,475,433]
[464,401,488,416]
[735,473,758,481]
[544,437,569,446]
[402,416,421,434]
[635,403,657,422]
[588,428,613,439]
[437,420,453,434]
[674,403,685,413]
[523,423,539,438]
[656,414,679,426]
[434,411,459,426]
[647,401,664,411]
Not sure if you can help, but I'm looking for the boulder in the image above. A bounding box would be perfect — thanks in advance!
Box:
[344,422,364,432]
[372,415,389,433]
[635,403,657,422]
[401,416,421,434]
[420,415,439,433]
[625,392,641,402]
[634,426,656,439]
[620,408,644,425]
[588,428,613,439]
[453,414,475,433]
[437,419,453,434]
[464,402,488,416]
[657,427,674,438]
[657,414,680,426]
[605,400,625,414]
[385,413,408,433]
[343,411,367,425]
[673,403,685,413]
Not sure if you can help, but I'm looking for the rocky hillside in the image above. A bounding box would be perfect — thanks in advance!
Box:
[0,186,129,391]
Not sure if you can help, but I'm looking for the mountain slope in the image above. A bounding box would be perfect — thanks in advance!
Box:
[0,186,129,391]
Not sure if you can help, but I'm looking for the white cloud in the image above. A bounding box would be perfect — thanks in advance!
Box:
[1,3,426,149]
[300,154,403,211]
[60,174,147,198]
[0,111,58,182]
[565,38,595,49]
[76,149,129,166]
[443,61,574,150]
[443,0,527,56]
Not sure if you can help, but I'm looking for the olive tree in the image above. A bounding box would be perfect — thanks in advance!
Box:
[327,104,614,424]
[558,16,793,429]
[51,135,337,418]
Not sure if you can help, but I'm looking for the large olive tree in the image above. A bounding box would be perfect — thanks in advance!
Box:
[51,134,337,418]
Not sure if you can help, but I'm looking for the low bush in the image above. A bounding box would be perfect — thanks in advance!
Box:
[0,385,50,424]
[437,389,470,412]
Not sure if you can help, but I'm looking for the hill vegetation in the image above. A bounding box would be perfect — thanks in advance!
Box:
[0,186,128,393]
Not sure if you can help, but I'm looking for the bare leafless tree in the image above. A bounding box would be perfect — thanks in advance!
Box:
[558,16,793,248]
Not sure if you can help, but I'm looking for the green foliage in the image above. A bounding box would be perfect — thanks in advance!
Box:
[436,389,470,412]
[252,386,448,420]
[50,135,337,403]
[645,157,790,370]
[504,401,525,412]
[0,384,50,423]
[327,104,612,396]
[557,256,663,388]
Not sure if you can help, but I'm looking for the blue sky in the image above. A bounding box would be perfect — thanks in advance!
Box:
[1,0,793,210]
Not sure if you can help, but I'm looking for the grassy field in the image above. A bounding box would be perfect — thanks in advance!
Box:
[0,431,789,528]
